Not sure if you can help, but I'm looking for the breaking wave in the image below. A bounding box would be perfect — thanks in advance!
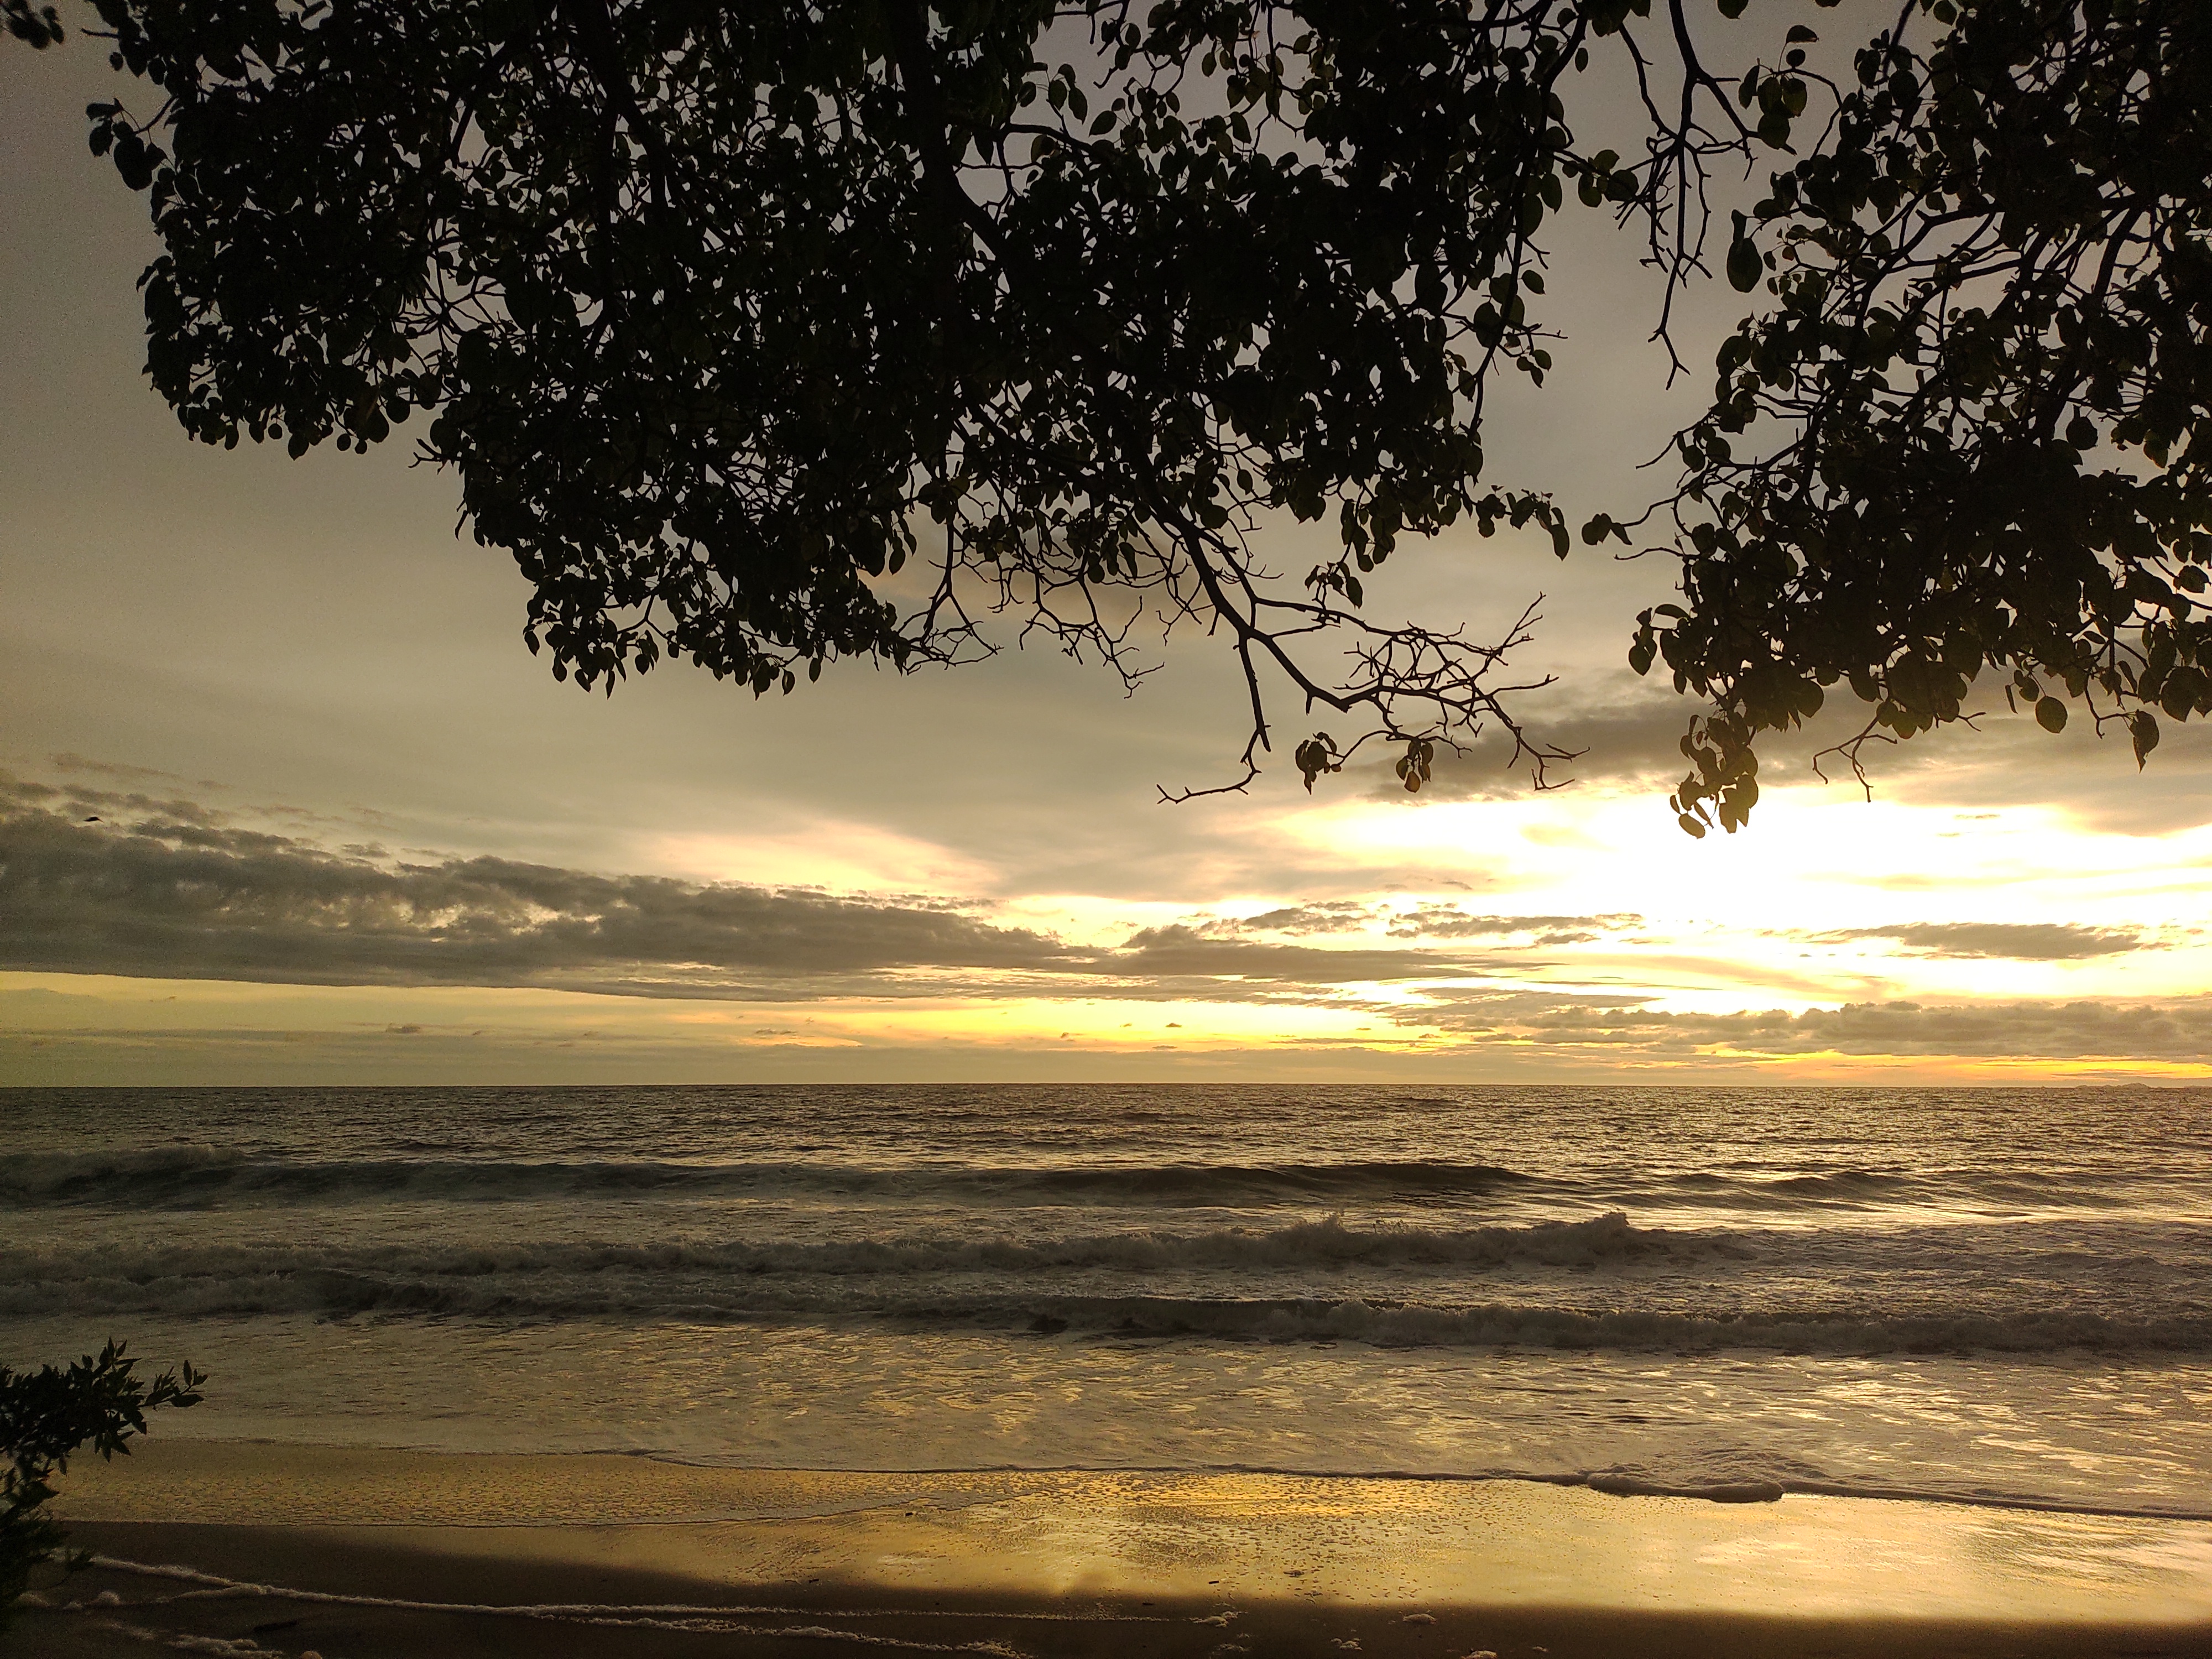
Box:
[0,1149,1542,1208]
[6,1211,2202,1353]
[0,1146,2162,1215]
[0,1211,1692,1308]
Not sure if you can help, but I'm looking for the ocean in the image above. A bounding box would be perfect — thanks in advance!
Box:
[4,1084,2208,1519]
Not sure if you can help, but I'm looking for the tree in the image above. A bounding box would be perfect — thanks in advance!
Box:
[1,1341,203,1629]
[1645,0,2210,836]
[21,0,2211,828]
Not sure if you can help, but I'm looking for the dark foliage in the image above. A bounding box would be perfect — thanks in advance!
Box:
[24,0,2212,823]
[1,1340,203,1628]
[1642,0,2211,835]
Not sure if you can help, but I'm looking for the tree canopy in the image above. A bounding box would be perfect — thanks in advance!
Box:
[17,0,2209,831]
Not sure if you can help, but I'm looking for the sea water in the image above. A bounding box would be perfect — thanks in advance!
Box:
[4,1084,2208,1517]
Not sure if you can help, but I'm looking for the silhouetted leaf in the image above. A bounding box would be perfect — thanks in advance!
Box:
[1726,235,1760,293]
[2131,711,2161,768]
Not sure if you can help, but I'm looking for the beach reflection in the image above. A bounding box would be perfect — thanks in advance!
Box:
[61,1443,2212,1627]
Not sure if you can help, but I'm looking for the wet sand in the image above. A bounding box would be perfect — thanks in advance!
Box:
[22,1439,2212,1657]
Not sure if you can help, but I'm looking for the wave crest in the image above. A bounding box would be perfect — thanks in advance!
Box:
[0,1151,1545,1208]
[5,1212,2201,1353]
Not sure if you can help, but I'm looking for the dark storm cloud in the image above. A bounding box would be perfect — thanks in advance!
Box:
[0,782,1490,1001]
[1797,921,2154,960]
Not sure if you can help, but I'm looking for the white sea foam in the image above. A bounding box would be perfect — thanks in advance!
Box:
[71,1554,1186,1647]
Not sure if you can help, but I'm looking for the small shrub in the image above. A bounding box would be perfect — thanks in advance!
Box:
[1,1340,203,1629]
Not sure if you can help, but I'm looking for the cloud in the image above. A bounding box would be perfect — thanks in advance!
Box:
[1872,707,2212,837]
[0,781,1489,1003]
[1204,901,1377,935]
[1111,925,1500,988]
[1364,669,2212,840]
[9,776,2210,1068]
[1386,907,1645,943]
[1797,922,2154,960]
[0,783,1063,997]
[1355,696,1698,802]
[47,752,192,785]
[1194,905,1647,947]
[1405,988,2212,1060]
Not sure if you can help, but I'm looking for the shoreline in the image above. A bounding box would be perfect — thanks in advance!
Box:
[23,1439,2212,1657]
[29,1533,2212,1659]
[59,1431,2212,1526]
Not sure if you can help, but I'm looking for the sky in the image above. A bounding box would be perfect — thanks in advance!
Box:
[5,26,2211,1087]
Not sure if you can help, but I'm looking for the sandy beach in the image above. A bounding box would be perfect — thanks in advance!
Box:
[17,1439,2211,1657]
